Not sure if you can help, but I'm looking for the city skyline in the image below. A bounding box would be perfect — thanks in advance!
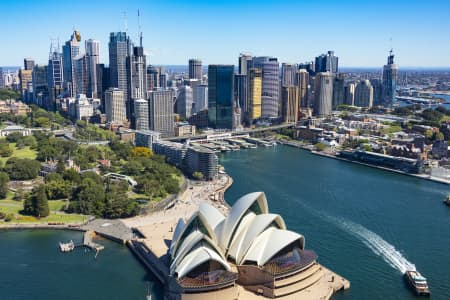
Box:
[2,0,450,68]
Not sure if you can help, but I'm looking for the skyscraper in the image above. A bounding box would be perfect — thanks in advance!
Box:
[332,73,345,109]
[247,68,262,124]
[128,46,147,100]
[238,53,253,75]
[24,58,35,71]
[315,51,338,74]
[382,49,398,107]
[96,64,110,111]
[281,86,299,123]
[252,57,280,118]
[146,65,160,91]
[62,30,81,97]
[85,39,100,98]
[193,84,208,113]
[149,89,175,136]
[176,85,194,119]
[344,83,355,106]
[208,65,235,129]
[188,59,202,81]
[134,98,149,130]
[109,32,132,115]
[234,74,247,121]
[47,44,63,111]
[370,79,383,106]
[281,63,297,87]
[296,69,309,109]
[313,72,334,116]
[354,80,374,108]
[105,88,126,124]
[32,65,49,107]
[73,54,87,96]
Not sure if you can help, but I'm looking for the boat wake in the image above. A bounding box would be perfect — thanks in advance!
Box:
[329,216,416,273]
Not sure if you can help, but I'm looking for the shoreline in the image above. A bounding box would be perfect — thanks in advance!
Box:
[279,140,450,186]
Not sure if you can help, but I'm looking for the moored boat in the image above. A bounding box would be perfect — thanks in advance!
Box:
[404,270,430,296]
[444,195,450,206]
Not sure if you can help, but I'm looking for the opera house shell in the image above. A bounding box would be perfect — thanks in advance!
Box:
[167,192,327,299]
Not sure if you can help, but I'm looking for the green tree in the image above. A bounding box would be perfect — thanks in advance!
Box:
[4,158,41,180]
[0,172,9,199]
[13,188,25,201]
[34,116,51,128]
[314,143,327,151]
[23,185,50,218]
[0,143,13,157]
[69,178,105,216]
[192,171,204,181]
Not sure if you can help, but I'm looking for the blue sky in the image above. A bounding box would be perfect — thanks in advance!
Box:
[1,0,450,68]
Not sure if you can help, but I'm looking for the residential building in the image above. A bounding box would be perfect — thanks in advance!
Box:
[176,85,194,119]
[105,88,126,124]
[134,98,149,130]
[186,146,218,180]
[135,130,160,148]
[193,84,208,113]
[344,83,355,106]
[382,49,399,107]
[332,73,345,109]
[314,72,334,116]
[354,80,374,108]
[85,39,100,98]
[149,89,175,136]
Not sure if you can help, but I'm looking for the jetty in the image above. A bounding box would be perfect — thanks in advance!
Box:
[59,230,104,255]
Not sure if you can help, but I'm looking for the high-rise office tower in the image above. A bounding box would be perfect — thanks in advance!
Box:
[344,83,355,106]
[146,65,160,91]
[149,89,175,136]
[188,59,202,80]
[73,54,87,96]
[134,98,149,130]
[252,57,280,118]
[109,32,132,115]
[105,88,126,124]
[62,30,81,97]
[128,46,147,100]
[370,79,383,106]
[332,73,345,109]
[24,58,35,71]
[281,86,299,123]
[354,80,374,108]
[281,63,297,87]
[296,69,309,109]
[313,72,334,116]
[238,53,253,75]
[234,74,247,121]
[315,51,338,74]
[96,64,110,112]
[19,68,33,102]
[32,65,49,107]
[176,85,194,119]
[85,39,100,98]
[159,73,168,89]
[0,68,5,89]
[247,68,262,124]
[47,43,63,111]
[208,65,235,129]
[193,84,208,113]
[299,61,315,76]
[382,49,398,107]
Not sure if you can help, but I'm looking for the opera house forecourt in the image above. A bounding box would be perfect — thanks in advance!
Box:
[129,191,349,299]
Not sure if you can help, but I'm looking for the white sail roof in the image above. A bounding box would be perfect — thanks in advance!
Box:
[228,213,286,264]
[173,246,231,279]
[169,218,186,257]
[219,192,269,250]
[241,228,305,266]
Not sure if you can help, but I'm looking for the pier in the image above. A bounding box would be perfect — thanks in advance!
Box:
[59,230,104,255]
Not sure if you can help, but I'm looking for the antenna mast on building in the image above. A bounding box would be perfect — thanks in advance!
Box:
[138,9,143,47]
[123,11,128,34]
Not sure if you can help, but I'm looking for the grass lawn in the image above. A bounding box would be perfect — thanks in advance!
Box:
[0,143,38,164]
[0,198,87,225]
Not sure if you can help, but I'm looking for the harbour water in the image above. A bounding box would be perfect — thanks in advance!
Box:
[1,145,450,299]
[220,145,450,299]
[0,230,162,300]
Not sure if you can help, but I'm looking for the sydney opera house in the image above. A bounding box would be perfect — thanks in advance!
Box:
[160,192,349,299]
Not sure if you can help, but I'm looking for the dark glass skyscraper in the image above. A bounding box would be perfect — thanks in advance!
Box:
[62,30,80,97]
[382,50,398,107]
[315,51,338,74]
[109,32,132,118]
[208,65,235,129]
[47,45,63,111]
[188,59,202,81]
